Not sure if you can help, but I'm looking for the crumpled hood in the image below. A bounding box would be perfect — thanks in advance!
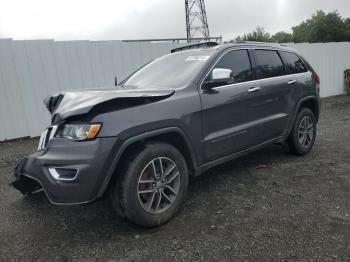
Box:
[44,87,175,123]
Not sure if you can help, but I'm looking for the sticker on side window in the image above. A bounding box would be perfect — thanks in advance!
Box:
[185,56,210,61]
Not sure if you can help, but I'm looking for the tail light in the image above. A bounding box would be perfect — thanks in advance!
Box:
[315,75,320,85]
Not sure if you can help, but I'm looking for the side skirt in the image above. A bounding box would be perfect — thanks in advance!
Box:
[194,136,284,176]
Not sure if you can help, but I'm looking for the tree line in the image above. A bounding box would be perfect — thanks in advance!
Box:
[232,10,350,43]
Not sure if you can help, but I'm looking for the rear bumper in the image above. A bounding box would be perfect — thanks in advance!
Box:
[11,136,121,205]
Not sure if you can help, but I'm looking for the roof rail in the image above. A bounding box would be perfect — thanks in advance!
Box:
[235,41,287,47]
[171,42,218,53]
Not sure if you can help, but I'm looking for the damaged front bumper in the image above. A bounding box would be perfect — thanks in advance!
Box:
[10,136,121,205]
[11,158,43,195]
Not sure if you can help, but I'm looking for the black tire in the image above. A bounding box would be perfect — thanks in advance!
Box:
[110,142,189,227]
[288,108,317,155]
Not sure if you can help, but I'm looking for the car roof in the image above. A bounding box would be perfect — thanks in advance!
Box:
[220,42,296,52]
[174,42,297,53]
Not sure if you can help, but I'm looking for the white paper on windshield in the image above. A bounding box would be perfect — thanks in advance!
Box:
[185,56,210,61]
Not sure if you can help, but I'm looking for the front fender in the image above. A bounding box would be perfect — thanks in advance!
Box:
[96,127,198,197]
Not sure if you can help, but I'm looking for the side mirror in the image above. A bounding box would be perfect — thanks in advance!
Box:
[203,68,233,89]
[212,68,233,81]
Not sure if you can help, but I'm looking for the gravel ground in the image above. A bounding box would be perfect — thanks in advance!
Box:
[1,95,350,262]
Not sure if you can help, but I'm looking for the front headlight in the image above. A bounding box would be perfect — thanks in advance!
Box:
[56,124,101,141]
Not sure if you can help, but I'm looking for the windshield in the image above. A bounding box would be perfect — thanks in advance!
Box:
[122,50,214,89]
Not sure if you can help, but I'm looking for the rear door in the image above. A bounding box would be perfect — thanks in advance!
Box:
[251,49,293,140]
[279,50,314,100]
[200,49,268,162]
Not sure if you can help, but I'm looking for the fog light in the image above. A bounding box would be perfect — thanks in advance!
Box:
[48,167,79,181]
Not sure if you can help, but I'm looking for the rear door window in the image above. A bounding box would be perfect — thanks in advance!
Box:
[280,51,308,74]
[254,50,285,79]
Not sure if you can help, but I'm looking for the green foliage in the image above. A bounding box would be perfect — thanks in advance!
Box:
[292,10,350,42]
[346,18,350,40]
[235,26,272,42]
[232,10,350,43]
[271,31,293,43]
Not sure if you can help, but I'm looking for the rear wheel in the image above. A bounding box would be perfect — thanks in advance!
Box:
[111,142,189,227]
[288,108,316,155]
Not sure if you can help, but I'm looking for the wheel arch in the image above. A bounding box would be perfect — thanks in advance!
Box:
[97,127,198,197]
[286,96,320,138]
[299,97,319,122]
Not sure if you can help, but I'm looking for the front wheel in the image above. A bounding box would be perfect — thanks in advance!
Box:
[111,142,189,227]
[287,108,317,155]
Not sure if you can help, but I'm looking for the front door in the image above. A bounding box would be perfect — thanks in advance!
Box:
[200,49,269,162]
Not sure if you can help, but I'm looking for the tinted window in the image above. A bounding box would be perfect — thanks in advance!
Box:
[254,50,284,79]
[281,51,308,74]
[123,50,213,89]
[206,49,253,86]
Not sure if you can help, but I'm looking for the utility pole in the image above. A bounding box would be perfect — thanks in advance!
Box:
[185,0,210,43]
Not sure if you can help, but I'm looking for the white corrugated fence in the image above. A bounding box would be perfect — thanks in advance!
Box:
[0,39,184,141]
[0,40,349,141]
[287,42,350,97]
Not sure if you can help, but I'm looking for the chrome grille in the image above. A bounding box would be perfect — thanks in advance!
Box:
[38,126,58,150]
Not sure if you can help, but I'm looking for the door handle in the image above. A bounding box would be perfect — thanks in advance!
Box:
[288,80,297,85]
[248,87,261,92]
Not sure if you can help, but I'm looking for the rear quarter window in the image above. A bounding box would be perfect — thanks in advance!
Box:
[280,51,308,74]
[254,50,285,79]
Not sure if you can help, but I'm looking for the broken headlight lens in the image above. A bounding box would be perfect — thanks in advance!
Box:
[57,124,101,141]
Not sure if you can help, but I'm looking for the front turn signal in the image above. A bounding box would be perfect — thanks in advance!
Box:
[87,124,102,140]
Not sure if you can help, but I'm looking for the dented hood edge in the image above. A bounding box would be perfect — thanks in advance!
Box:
[44,87,175,123]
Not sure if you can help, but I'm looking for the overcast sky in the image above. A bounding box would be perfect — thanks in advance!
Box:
[0,0,349,41]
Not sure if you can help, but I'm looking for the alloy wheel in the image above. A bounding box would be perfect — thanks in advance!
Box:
[137,157,180,214]
[298,116,314,148]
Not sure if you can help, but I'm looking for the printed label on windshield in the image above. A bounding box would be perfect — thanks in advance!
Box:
[185,56,210,61]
